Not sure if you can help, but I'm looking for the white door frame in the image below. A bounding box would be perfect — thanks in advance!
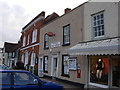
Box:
[38,56,44,77]
[51,54,59,77]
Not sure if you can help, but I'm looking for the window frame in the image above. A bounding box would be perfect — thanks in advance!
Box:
[63,24,70,46]
[92,12,105,38]
[32,29,37,43]
[30,52,35,66]
[61,55,69,77]
[69,58,77,70]
[43,56,48,73]
[27,34,30,45]
[44,34,49,49]
[23,35,26,47]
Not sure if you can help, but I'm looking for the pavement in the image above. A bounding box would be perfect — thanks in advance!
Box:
[39,77,84,89]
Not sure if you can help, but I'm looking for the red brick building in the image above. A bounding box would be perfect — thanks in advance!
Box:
[20,11,45,74]
[20,11,59,74]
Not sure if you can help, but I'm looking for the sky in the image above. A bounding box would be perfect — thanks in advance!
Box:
[1,0,119,48]
[0,0,88,48]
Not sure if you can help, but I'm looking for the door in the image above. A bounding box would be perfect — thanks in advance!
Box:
[38,57,44,77]
[52,57,58,78]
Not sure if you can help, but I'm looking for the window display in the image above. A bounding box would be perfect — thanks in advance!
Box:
[112,56,120,87]
[90,58,108,85]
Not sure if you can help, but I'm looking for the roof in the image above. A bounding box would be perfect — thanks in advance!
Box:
[66,37,120,55]
[4,42,18,53]
[44,12,59,25]
[22,11,45,30]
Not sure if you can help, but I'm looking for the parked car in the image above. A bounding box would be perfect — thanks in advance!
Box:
[0,64,10,70]
[0,70,63,90]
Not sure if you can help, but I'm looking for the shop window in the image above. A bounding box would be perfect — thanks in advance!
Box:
[43,56,48,73]
[69,58,76,70]
[112,56,120,87]
[63,25,70,46]
[62,55,69,77]
[90,58,108,85]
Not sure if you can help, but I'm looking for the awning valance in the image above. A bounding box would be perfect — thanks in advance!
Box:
[66,37,120,55]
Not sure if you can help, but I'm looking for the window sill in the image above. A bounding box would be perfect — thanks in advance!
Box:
[69,69,76,71]
[44,48,49,50]
[62,43,70,46]
[61,74,69,77]
[44,71,48,73]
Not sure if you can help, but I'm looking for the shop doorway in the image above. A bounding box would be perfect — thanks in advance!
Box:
[51,56,58,78]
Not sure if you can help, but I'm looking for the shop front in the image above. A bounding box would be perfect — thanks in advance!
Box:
[66,37,120,88]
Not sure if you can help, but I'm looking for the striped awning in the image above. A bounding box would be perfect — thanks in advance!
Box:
[66,37,120,55]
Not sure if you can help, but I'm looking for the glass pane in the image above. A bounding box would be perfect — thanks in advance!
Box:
[100,13,104,19]
[90,58,108,85]
[112,56,120,87]
[97,15,100,20]
[0,73,11,85]
[14,72,38,85]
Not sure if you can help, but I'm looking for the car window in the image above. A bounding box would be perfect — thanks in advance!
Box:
[13,72,38,85]
[0,72,11,85]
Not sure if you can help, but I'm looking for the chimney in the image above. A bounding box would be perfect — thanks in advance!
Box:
[64,8,71,14]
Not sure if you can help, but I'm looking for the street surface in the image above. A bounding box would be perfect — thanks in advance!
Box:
[39,77,84,89]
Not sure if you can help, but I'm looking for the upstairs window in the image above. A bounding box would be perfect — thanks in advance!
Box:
[92,12,104,38]
[23,36,26,46]
[27,34,30,45]
[63,25,70,45]
[32,29,37,43]
[44,34,49,49]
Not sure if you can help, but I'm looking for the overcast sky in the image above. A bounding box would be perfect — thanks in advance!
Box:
[1,0,119,48]
[0,0,88,48]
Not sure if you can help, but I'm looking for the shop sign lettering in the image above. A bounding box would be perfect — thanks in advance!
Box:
[51,42,61,48]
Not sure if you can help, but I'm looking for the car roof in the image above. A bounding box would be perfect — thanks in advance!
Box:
[0,70,29,73]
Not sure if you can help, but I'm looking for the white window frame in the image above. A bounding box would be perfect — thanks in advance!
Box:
[44,34,49,49]
[63,25,70,45]
[32,29,37,43]
[23,36,26,46]
[63,55,69,75]
[44,56,48,72]
[31,52,35,66]
[92,12,104,38]
[22,54,24,63]
[25,51,28,65]
[69,58,76,70]
[27,34,30,45]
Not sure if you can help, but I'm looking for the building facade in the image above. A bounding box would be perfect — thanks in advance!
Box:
[39,5,85,87]
[2,42,18,67]
[67,1,120,88]
[20,11,59,75]
[20,11,45,74]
